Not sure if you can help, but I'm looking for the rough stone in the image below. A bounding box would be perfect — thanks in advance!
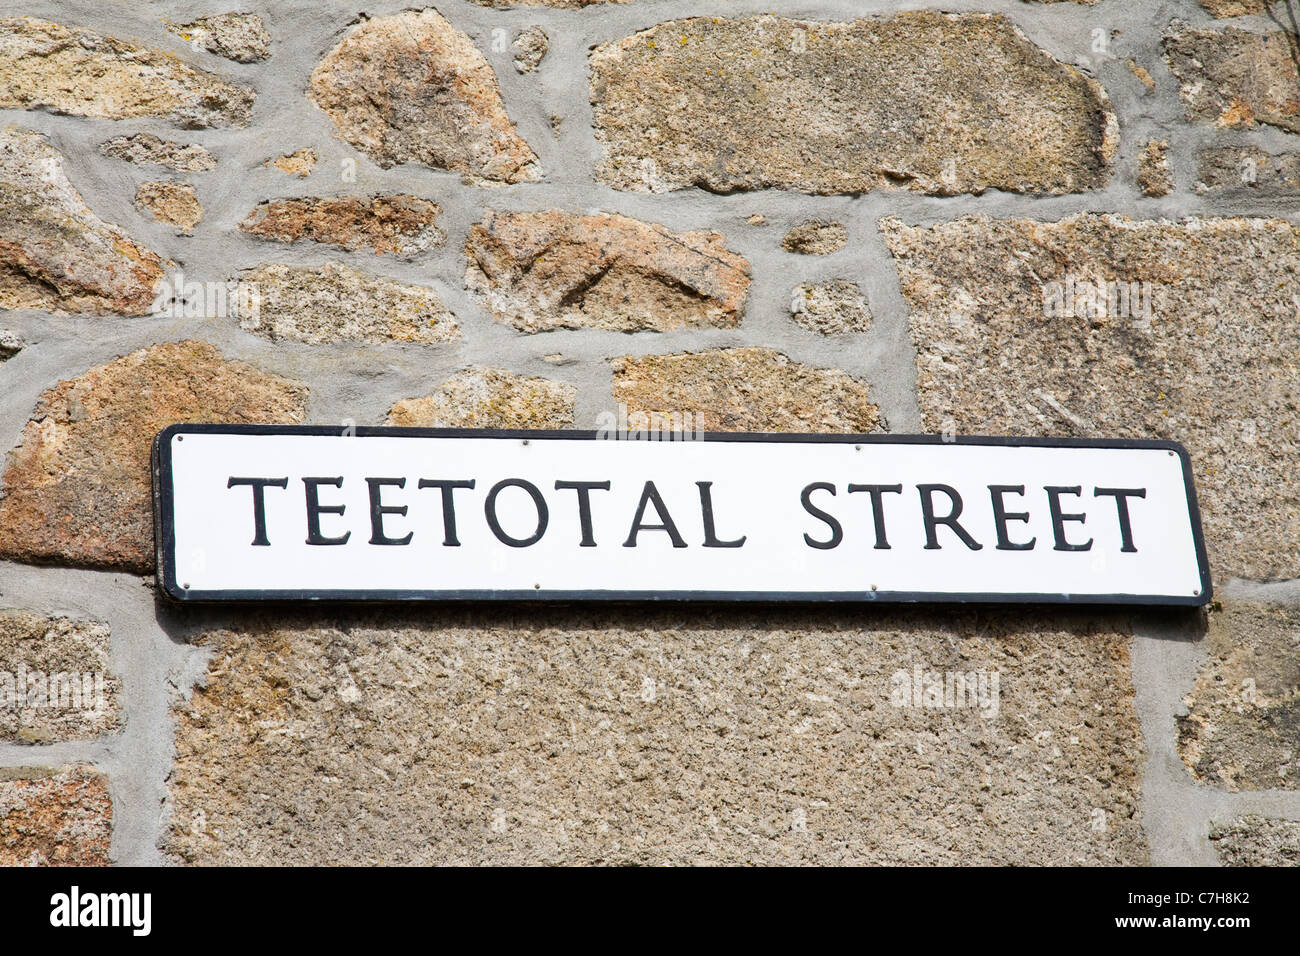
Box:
[790,281,872,335]
[1209,815,1300,865]
[135,180,203,235]
[1163,26,1300,134]
[611,348,881,432]
[0,766,112,866]
[99,133,216,173]
[309,9,539,186]
[783,220,848,255]
[0,341,307,573]
[239,195,444,257]
[513,27,548,74]
[880,213,1300,581]
[265,148,316,178]
[590,13,1116,196]
[1178,602,1300,791]
[1199,0,1270,16]
[1137,140,1173,197]
[386,367,575,428]
[235,262,459,345]
[465,210,750,333]
[1196,145,1300,192]
[168,13,271,63]
[0,17,253,127]
[165,607,1145,865]
[0,127,168,315]
[0,611,121,744]
[0,329,22,361]
[1128,60,1156,90]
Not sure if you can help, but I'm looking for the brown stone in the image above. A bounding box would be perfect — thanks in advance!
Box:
[1128,60,1157,90]
[0,766,112,866]
[386,367,575,429]
[0,17,253,127]
[790,281,872,335]
[1196,146,1300,192]
[99,133,216,173]
[513,27,548,74]
[466,210,750,333]
[165,607,1145,865]
[239,195,444,257]
[1137,140,1173,197]
[135,180,204,235]
[1178,602,1300,791]
[611,348,881,432]
[235,263,459,345]
[265,148,316,178]
[167,13,271,63]
[0,611,122,744]
[0,341,307,573]
[0,127,169,315]
[0,330,22,361]
[1163,26,1300,134]
[783,220,848,255]
[1210,816,1300,865]
[1198,0,1270,16]
[309,9,539,185]
[591,13,1116,195]
[880,213,1300,581]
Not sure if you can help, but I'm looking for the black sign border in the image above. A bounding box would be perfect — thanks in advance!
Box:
[153,425,1213,607]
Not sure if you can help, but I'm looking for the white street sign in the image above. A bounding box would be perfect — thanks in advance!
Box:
[154,427,1211,605]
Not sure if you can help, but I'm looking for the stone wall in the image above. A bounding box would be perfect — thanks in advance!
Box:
[1,0,1298,866]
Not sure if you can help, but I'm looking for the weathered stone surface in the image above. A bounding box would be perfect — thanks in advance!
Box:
[1197,146,1300,192]
[239,195,444,257]
[309,10,539,185]
[0,127,168,315]
[0,341,307,573]
[513,26,548,74]
[790,281,872,335]
[591,13,1116,196]
[235,263,459,345]
[0,330,22,361]
[265,148,316,178]
[386,367,575,428]
[168,13,271,63]
[1178,603,1300,791]
[880,214,1300,581]
[1210,815,1300,865]
[1137,140,1173,197]
[0,17,253,127]
[783,220,847,255]
[1128,60,1156,90]
[1199,0,1270,16]
[611,348,881,432]
[0,611,121,744]
[466,210,750,333]
[135,180,203,234]
[165,607,1145,865]
[99,133,216,173]
[0,766,112,866]
[1164,27,1300,134]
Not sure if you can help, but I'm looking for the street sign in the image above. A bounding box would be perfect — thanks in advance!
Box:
[154,426,1211,605]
